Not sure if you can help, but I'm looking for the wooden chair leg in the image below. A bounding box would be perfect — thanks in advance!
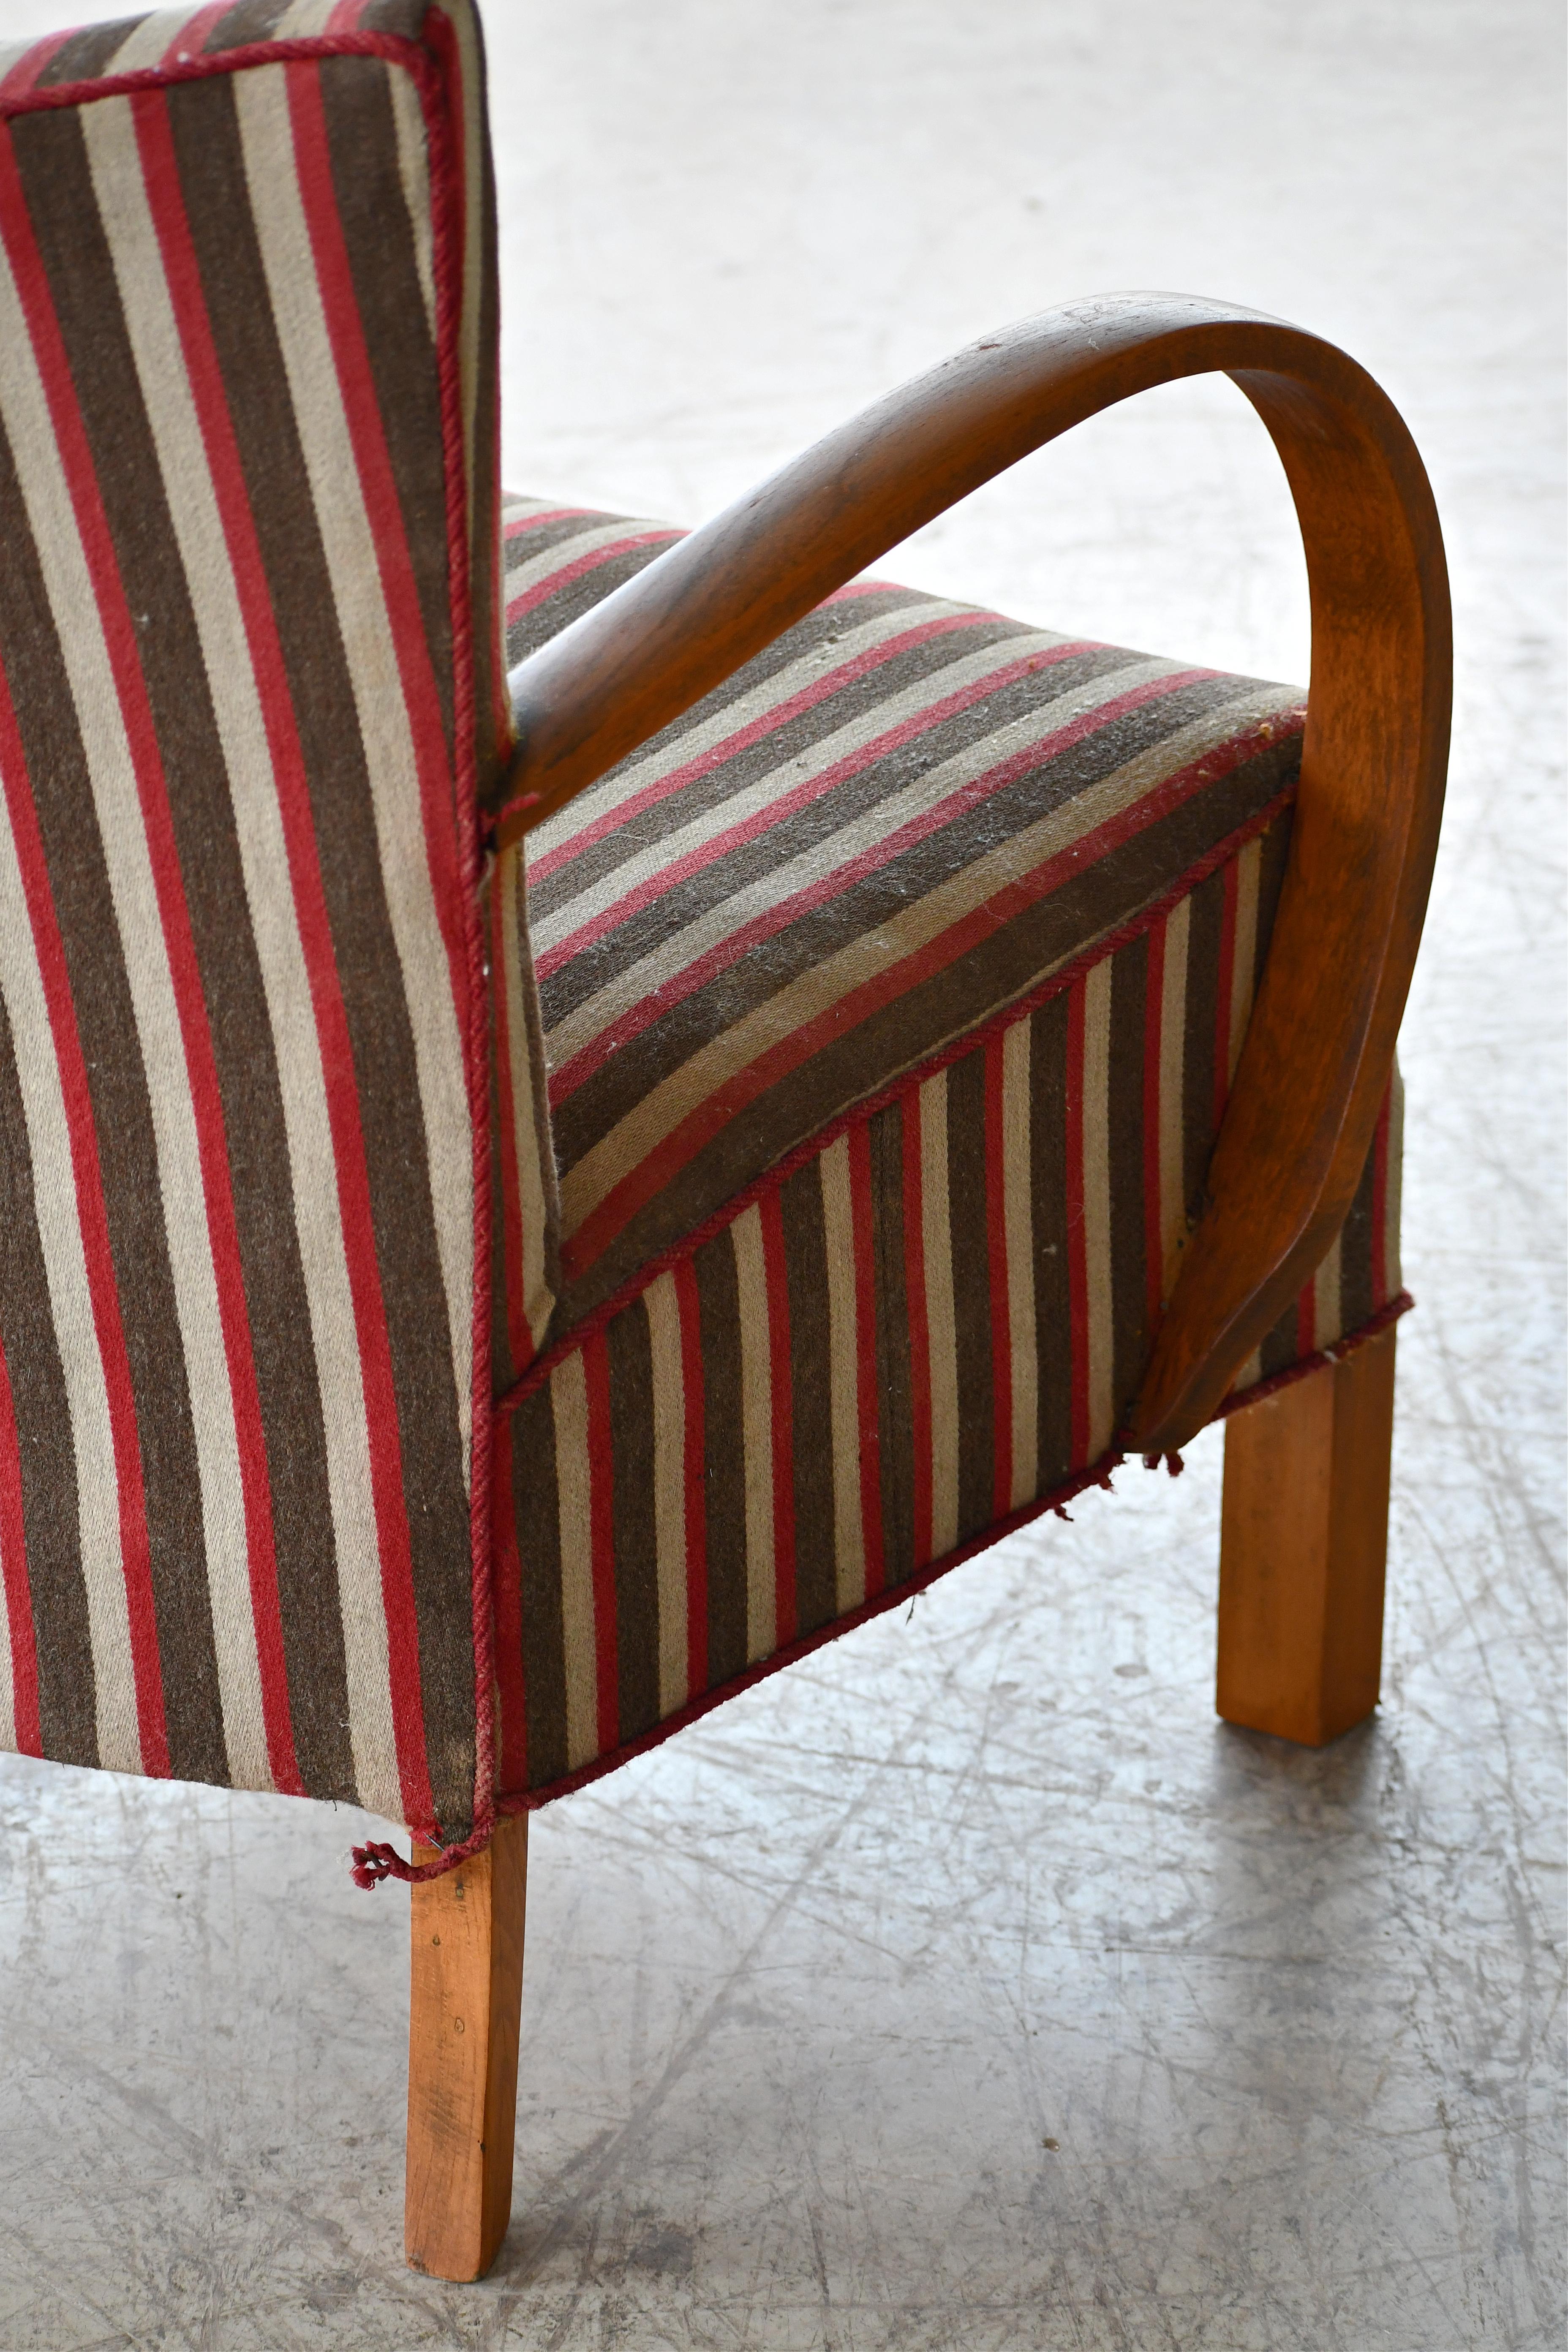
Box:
[404,1813,528,2281]
[1217,1325,1396,1747]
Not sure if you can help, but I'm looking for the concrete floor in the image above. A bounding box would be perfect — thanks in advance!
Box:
[0,0,1563,2345]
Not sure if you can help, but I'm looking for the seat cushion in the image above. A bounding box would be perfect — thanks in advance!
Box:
[490,495,1406,1805]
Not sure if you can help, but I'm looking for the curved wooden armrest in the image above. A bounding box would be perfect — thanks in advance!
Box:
[502,293,1450,1452]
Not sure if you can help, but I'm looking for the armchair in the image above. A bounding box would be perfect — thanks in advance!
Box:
[0,0,1447,2286]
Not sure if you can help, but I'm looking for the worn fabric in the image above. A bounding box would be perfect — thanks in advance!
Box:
[489,498,1404,1807]
[0,2,504,1841]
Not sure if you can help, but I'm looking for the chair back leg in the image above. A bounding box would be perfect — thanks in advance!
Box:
[1217,1327,1397,1746]
[405,1814,529,2280]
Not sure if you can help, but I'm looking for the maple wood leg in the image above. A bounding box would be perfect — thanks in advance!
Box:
[1217,1326,1396,1747]
[404,1813,528,2281]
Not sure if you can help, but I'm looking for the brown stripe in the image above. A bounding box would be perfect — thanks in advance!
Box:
[34,20,139,84]
[779,1155,837,1636]
[1029,990,1075,1492]
[606,1296,659,1745]
[1107,930,1150,1423]
[172,70,475,1808]
[867,1099,916,1583]
[513,1382,566,1789]
[694,1224,747,1688]
[1180,856,1225,1225]
[945,1046,994,1544]
[0,983,96,1768]
[1335,1122,1380,1339]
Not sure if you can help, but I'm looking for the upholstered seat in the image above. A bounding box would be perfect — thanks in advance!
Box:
[485,496,1404,1802]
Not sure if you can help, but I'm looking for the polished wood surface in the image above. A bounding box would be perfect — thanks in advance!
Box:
[404,1815,528,2281]
[1217,1327,1397,1746]
[500,295,1449,1452]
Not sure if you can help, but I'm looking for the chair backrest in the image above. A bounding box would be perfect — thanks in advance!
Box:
[0,0,517,1846]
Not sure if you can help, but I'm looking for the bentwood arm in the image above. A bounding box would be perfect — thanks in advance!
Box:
[498,293,1451,1455]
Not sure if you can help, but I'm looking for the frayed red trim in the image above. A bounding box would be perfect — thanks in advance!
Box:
[495,760,1304,1421]
[350,1814,499,1891]
[1211,1288,1413,1419]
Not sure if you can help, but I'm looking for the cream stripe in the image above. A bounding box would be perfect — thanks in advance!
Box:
[499,847,554,1350]
[1001,1018,1037,1508]
[532,607,1046,929]
[388,65,437,342]
[1157,896,1190,1307]
[1313,1226,1345,1352]
[0,825,140,1775]
[643,1271,688,1718]
[270,0,341,33]
[731,1206,777,1664]
[237,66,474,1469]
[819,1138,866,1612]
[1081,961,1115,1461]
[104,6,208,71]
[1228,835,1261,1084]
[0,175,275,1786]
[551,1352,598,1771]
[82,98,402,1805]
[919,1073,959,1559]
[1383,1065,1405,1294]
[545,653,1179,1041]
[559,683,1299,1239]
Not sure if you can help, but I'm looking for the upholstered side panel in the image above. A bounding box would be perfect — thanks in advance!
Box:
[492,808,1404,1805]
[0,5,503,1843]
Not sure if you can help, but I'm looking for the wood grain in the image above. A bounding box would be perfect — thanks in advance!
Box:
[404,1815,528,2281]
[1217,1326,1397,1746]
[498,295,1449,1451]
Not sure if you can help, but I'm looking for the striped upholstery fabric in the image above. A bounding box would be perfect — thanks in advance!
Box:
[489,501,1405,1805]
[0,3,505,1843]
[0,4,1409,1855]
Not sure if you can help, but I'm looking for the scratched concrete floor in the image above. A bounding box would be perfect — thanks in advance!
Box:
[0,0,1563,2346]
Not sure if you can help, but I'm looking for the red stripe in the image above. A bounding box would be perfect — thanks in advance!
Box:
[901,1090,934,1571]
[503,506,595,539]
[160,4,232,63]
[489,862,531,1373]
[582,1330,619,1753]
[133,92,434,1819]
[1142,913,1167,1329]
[0,662,166,1775]
[11,106,304,1794]
[983,1034,1012,1518]
[847,1125,885,1599]
[758,1190,796,1647]
[1065,981,1091,1470]
[1213,852,1239,1128]
[1370,1079,1391,1304]
[1295,1275,1316,1357]
[674,1258,708,1696]
[490,1424,527,1794]
[0,1327,39,1757]
[0,31,70,99]
[531,610,1010,893]
[506,530,681,623]
[559,693,1274,1281]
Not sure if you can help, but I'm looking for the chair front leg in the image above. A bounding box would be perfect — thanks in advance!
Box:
[404,1813,528,2281]
[1217,1326,1397,1747]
